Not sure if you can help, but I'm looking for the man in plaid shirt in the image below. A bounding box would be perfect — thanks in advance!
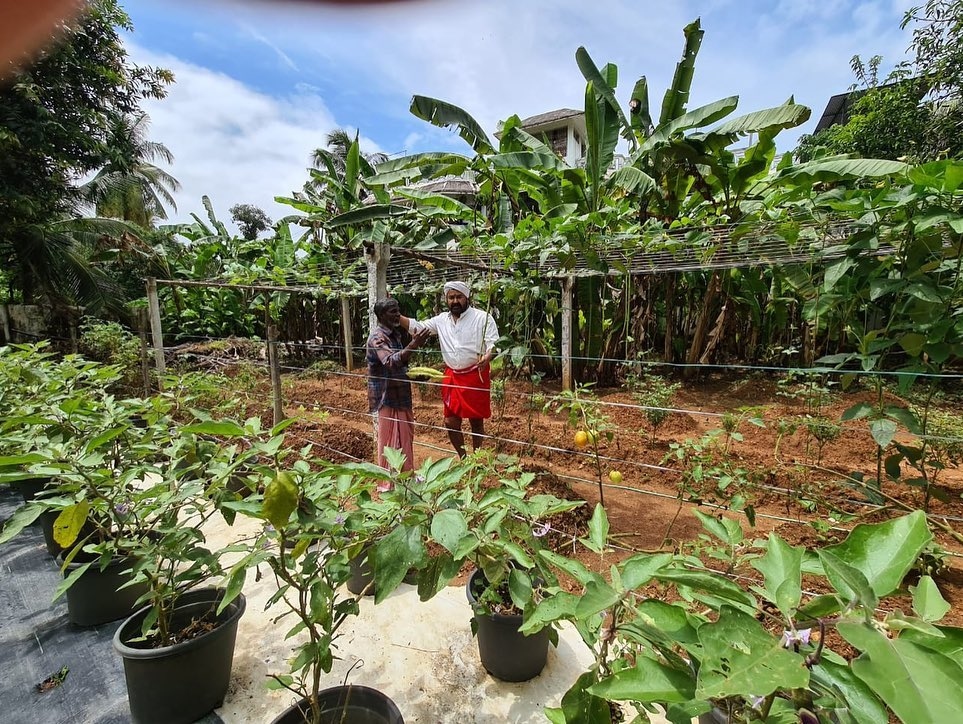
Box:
[366,298,430,471]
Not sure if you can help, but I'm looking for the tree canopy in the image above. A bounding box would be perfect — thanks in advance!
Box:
[230,204,273,241]
[795,58,930,162]
[0,0,173,306]
[796,3,963,162]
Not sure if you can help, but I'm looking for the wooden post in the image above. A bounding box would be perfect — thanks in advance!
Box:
[0,305,10,344]
[267,324,284,427]
[340,295,354,371]
[365,243,389,463]
[67,309,78,353]
[365,242,390,335]
[146,278,166,390]
[561,276,574,392]
[136,308,151,396]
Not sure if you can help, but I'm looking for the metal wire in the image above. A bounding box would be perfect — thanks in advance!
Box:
[164,349,963,447]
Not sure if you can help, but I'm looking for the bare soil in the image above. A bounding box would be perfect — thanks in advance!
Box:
[259,367,963,628]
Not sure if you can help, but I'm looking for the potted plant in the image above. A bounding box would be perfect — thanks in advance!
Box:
[107,415,283,724]
[0,363,173,625]
[0,375,237,629]
[229,458,409,724]
[532,506,963,723]
[0,343,123,558]
[0,352,263,722]
[425,453,585,682]
[336,448,474,601]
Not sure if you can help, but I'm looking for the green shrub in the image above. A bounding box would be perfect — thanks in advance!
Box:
[79,319,142,392]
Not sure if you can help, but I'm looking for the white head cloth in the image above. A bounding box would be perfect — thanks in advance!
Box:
[443,281,471,298]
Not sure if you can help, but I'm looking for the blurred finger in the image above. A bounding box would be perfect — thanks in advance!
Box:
[1,0,83,76]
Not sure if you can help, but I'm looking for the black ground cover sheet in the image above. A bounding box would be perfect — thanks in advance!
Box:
[0,488,224,724]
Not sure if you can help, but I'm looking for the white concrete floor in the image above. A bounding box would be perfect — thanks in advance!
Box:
[206,517,672,724]
[220,573,675,724]
[223,579,584,723]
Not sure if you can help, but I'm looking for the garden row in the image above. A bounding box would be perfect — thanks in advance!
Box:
[1,343,962,724]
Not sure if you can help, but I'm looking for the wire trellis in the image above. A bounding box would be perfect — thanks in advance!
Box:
[156,213,903,298]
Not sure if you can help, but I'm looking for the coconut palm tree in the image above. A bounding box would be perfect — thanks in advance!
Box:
[6,112,178,313]
[81,113,180,228]
[311,128,388,174]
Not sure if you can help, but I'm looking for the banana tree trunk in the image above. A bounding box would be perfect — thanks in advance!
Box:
[683,271,720,378]
[575,277,603,381]
[698,300,729,364]
[663,276,676,362]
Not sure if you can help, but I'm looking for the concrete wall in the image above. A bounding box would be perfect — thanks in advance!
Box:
[0,304,80,346]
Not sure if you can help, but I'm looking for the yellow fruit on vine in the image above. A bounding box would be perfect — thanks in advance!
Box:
[608,470,623,484]
[586,430,599,445]
[574,430,589,448]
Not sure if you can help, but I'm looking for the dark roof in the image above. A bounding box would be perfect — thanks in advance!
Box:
[518,108,583,129]
[813,79,922,133]
[814,91,858,132]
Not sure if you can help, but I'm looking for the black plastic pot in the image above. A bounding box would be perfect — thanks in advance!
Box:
[465,568,551,682]
[38,509,67,557]
[270,686,404,724]
[15,478,49,502]
[113,587,246,724]
[698,707,729,724]
[14,479,74,557]
[15,479,60,555]
[61,554,149,626]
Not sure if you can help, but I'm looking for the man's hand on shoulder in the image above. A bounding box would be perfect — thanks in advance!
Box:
[408,328,431,350]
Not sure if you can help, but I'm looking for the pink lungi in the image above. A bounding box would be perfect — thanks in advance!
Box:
[376,406,415,471]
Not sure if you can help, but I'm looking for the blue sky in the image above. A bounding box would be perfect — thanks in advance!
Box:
[124,0,918,231]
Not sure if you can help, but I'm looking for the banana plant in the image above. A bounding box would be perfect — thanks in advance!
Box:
[277,131,399,253]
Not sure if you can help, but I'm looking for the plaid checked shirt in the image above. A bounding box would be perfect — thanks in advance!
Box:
[366,323,413,412]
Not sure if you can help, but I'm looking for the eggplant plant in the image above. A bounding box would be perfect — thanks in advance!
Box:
[224,450,449,723]
[531,506,962,723]
[0,357,278,646]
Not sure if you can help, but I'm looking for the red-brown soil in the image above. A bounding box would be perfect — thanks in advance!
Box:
[240,365,963,627]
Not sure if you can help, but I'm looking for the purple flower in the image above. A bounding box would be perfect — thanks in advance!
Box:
[114,503,130,516]
[532,522,551,538]
[335,514,345,525]
[780,628,812,648]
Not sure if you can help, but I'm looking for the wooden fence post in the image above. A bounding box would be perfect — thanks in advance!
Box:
[135,308,151,396]
[340,295,354,372]
[146,278,166,390]
[267,324,284,427]
[561,276,574,392]
[365,242,390,335]
[365,243,390,462]
[0,305,10,344]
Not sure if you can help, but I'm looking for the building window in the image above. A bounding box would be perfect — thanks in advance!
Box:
[545,128,567,157]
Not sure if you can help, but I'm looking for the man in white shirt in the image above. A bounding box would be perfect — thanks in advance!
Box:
[403,281,499,458]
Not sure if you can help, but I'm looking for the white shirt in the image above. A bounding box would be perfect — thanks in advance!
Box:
[409,306,499,371]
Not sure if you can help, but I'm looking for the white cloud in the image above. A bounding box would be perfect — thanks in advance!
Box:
[126,0,923,235]
[402,132,425,154]
[129,43,346,231]
[246,0,916,149]
[237,23,299,72]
